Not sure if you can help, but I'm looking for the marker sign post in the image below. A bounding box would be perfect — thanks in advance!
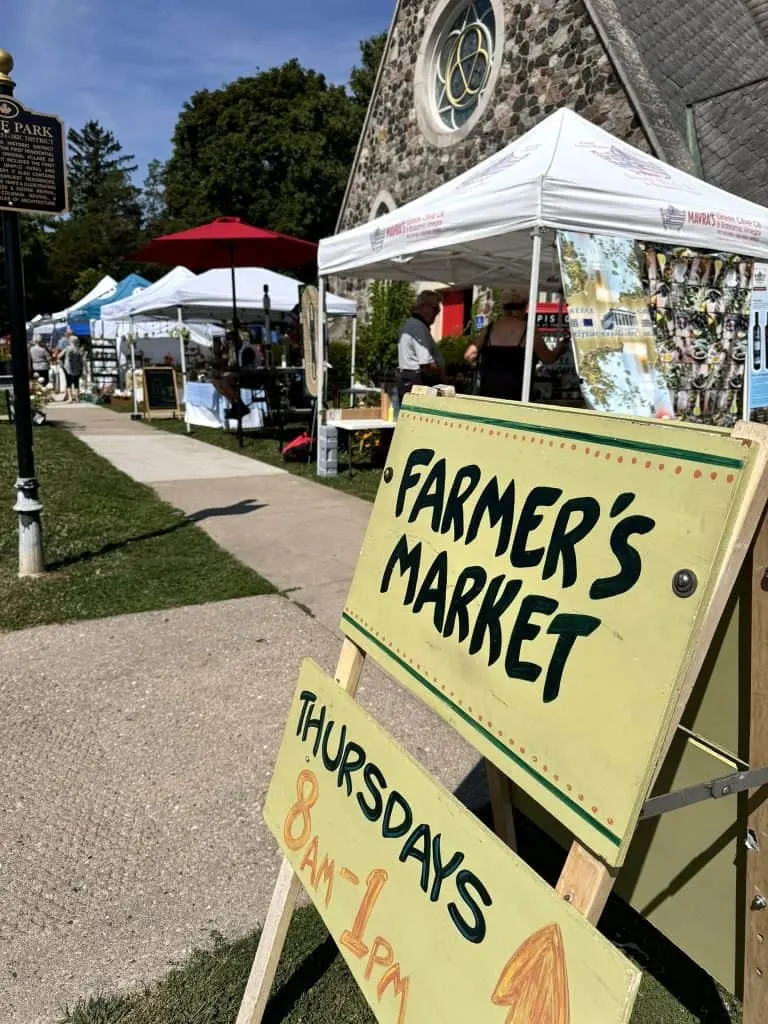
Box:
[242,394,768,1024]
[0,48,68,577]
[264,660,641,1023]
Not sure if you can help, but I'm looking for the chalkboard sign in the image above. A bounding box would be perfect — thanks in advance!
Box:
[143,367,179,417]
[0,95,68,215]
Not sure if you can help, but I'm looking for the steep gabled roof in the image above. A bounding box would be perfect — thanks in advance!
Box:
[589,0,768,202]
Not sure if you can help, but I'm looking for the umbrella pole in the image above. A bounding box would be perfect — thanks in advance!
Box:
[178,306,190,434]
[521,227,543,403]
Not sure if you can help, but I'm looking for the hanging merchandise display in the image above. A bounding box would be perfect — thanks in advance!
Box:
[640,246,752,427]
[556,231,674,417]
[748,263,768,421]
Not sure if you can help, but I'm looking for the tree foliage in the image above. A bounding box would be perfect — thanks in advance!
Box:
[349,33,386,112]
[163,58,361,243]
[6,33,386,321]
[357,280,416,376]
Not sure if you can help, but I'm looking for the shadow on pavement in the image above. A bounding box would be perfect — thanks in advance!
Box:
[188,498,267,521]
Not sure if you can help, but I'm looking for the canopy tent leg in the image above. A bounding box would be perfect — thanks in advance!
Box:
[316,278,327,474]
[129,316,141,421]
[177,306,190,434]
[350,316,357,406]
[521,227,543,404]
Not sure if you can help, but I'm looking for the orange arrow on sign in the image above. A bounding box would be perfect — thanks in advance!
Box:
[491,923,570,1024]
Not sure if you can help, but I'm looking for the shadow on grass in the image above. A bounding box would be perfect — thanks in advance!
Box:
[45,521,190,571]
[46,500,268,571]
[263,935,339,1023]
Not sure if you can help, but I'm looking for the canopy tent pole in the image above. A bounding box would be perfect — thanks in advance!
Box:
[263,284,271,354]
[177,306,190,434]
[129,316,141,420]
[350,316,357,406]
[521,227,543,403]
[317,278,326,420]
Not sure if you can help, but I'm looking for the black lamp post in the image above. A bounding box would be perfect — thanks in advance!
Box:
[0,48,44,576]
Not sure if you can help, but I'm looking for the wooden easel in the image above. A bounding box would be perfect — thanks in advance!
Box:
[237,420,768,1024]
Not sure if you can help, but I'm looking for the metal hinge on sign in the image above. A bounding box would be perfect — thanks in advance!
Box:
[639,765,768,821]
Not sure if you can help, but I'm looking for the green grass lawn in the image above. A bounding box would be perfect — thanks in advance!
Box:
[0,422,275,630]
[57,887,741,1024]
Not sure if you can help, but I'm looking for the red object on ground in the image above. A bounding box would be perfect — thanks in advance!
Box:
[130,217,317,270]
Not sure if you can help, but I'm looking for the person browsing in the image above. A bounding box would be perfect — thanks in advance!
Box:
[397,290,446,399]
[464,288,569,401]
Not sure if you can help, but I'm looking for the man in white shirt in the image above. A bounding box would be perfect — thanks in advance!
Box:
[397,290,446,399]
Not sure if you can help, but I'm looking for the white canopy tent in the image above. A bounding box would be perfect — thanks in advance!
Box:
[105,265,357,321]
[51,274,118,322]
[318,107,768,404]
[100,265,195,320]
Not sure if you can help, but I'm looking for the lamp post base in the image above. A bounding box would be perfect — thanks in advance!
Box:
[14,476,44,577]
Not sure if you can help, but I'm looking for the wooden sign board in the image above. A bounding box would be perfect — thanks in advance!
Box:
[263,660,641,1023]
[341,395,764,865]
[143,366,179,419]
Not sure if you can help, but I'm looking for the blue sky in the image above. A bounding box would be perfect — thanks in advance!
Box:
[5,0,392,183]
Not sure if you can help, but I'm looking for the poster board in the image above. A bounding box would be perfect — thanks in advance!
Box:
[341,394,763,866]
[749,263,768,419]
[263,660,641,1023]
[142,366,179,419]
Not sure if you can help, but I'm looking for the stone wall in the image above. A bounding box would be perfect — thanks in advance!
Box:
[338,0,650,236]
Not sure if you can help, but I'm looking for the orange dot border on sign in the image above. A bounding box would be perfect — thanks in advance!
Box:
[406,412,737,485]
[343,608,615,833]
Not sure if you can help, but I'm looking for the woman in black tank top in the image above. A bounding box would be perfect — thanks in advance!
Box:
[464,290,569,401]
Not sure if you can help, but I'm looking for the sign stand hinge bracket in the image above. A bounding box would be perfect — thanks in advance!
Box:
[639,765,768,820]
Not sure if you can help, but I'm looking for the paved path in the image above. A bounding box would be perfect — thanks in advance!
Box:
[0,598,484,1024]
[47,405,373,630]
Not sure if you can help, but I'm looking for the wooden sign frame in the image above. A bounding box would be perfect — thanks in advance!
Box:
[237,403,768,1024]
[142,365,180,420]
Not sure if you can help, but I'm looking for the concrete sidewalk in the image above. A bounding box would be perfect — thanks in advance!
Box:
[47,404,373,630]
[0,597,485,1024]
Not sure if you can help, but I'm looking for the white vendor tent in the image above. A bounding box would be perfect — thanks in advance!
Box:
[319,107,768,284]
[317,106,768,407]
[112,266,356,320]
[51,275,118,322]
[100,266,195,320]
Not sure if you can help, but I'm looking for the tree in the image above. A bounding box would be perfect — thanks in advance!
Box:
[357,280,416,375]
[164,59,362,243]
[46,121,144,299]
[140,158,167,235]
[349,33,387,112]
[67,120,138,216]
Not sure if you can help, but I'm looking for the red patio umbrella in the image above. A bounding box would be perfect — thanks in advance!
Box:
[130,216,318,333]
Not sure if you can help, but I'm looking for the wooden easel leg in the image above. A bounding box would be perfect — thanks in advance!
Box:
[743,508,768,1023]
[235,639,366,1024]
[485,760,518,851]
[555,841,617,924]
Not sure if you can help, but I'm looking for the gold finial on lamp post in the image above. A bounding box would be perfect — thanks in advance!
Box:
[0,49,15,87]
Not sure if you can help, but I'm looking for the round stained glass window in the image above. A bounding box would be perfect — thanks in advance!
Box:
[434,0,496,129]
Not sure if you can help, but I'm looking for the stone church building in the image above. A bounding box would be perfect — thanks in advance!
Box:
[335,0,768,335]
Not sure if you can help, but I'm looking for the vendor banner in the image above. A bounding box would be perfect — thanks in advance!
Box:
[748,263,768,420]
[639,245,751,427]
[556,232,674,418]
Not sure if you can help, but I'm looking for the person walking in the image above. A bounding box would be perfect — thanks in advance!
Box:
[397,290,446,402]
[29,336,51,385]
[464,288,569,400]
[60,333,84,403]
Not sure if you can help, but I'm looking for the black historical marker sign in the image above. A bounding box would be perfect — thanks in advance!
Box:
[0,95,67,215]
